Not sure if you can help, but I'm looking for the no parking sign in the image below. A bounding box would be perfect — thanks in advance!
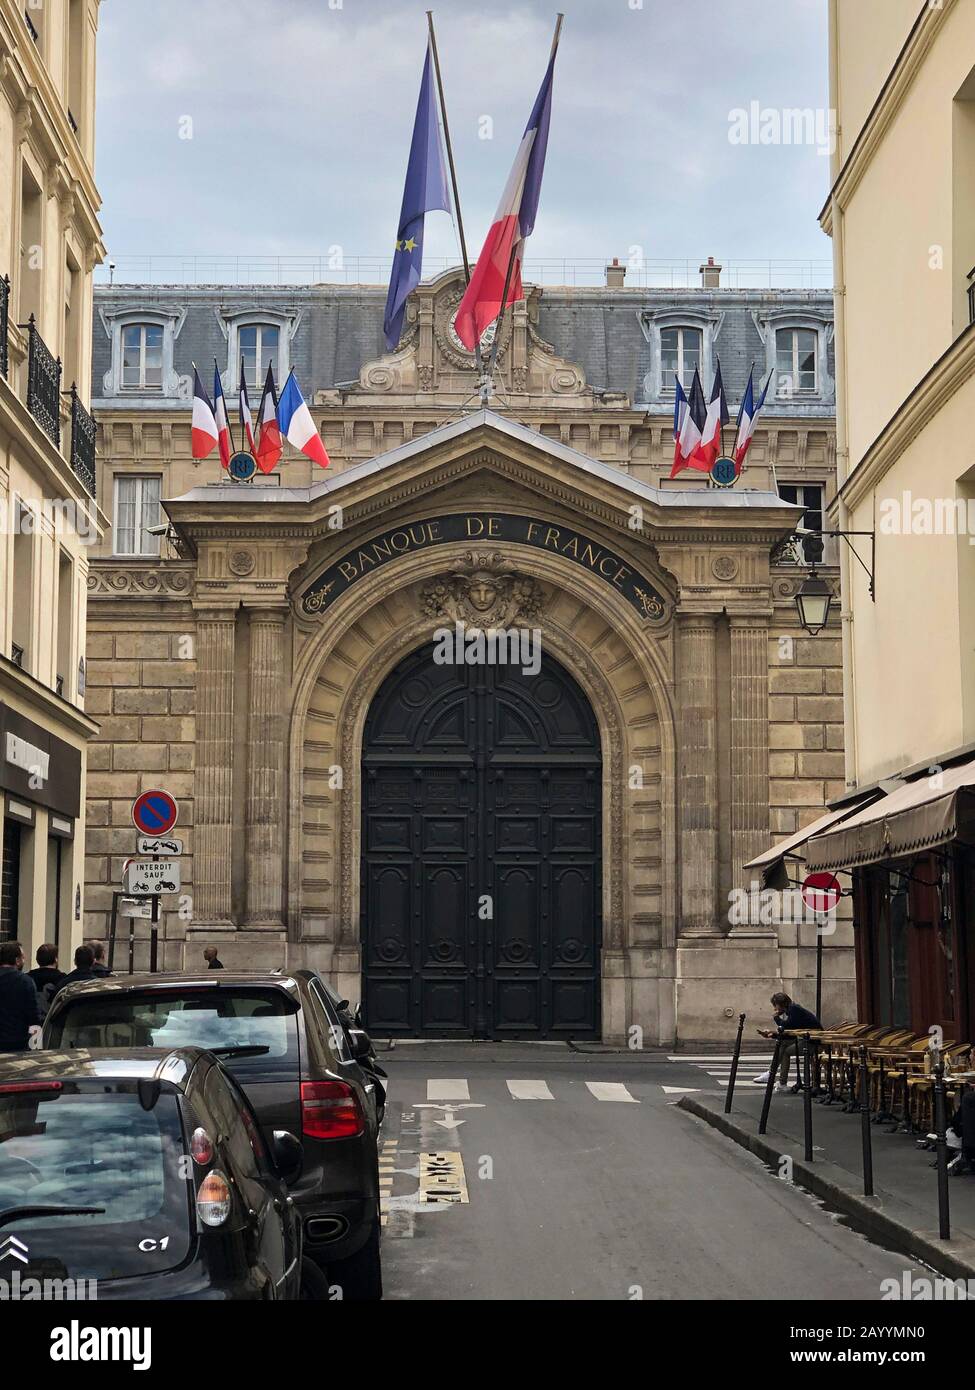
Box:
[131,788,179,838]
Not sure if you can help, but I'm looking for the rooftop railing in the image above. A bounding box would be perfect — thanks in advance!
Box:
[94,254,835,291]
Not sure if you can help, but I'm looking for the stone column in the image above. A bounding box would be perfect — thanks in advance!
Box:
[193,608,237,927]
[729,615,771,887]
[677,614,718,935]
[244,606,288,929]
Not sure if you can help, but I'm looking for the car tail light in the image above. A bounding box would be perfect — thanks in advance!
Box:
[190,1127,213,1165]
[196,1170,232,1226]
[0,1082,62,1094]
[300,1080,364,1140]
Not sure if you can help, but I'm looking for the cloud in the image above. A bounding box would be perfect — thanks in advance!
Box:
[95,0,830,278]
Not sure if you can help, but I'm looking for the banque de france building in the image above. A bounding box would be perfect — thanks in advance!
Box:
[84,264,844,1044]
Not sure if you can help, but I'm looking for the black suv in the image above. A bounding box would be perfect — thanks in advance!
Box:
[46,969,384,1299]
[0,1048,304,1300]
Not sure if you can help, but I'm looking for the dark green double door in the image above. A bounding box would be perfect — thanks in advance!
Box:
[360,644,601,1038]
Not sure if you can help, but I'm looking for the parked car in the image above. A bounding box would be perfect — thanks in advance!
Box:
[46,970,384,1299]
[0,1048,308,1300]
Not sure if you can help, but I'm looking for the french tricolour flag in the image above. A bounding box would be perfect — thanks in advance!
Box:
[213,363,232,470]
[191,366,218,460]
[734,368,772,473]
[454,51,557,352]
[277,370,330,469]
[255,364,282,474]
[670,370,708,478]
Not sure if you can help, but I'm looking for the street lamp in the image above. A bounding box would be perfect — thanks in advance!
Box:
[795,568,834,636]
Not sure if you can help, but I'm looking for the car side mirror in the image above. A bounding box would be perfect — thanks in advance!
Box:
[271,1130,303,1185]
[348,1027,373,1062]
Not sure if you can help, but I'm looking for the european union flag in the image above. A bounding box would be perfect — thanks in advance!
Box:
[383,41,451,351]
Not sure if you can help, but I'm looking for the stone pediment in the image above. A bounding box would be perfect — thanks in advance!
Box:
[320,267,595,408]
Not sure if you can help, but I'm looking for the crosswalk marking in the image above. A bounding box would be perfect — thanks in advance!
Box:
[585,1081,638,1103]
[506,1079,554,1100]
[427,1078,470,1101]
[666,1053,776,1088]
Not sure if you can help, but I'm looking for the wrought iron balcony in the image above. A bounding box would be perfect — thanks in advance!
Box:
[0,275,8,379]
[24,8,38,42]
[19,315,62,447]
[969,267,975,327]
[67,383,97,498]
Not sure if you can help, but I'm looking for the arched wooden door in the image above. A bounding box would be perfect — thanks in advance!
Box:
[360,643,602,1038]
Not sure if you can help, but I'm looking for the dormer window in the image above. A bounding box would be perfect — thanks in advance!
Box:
[776,327,818,397]
[121,323,163,391]
[239,324,280,388]
[660,326,702,390]
[99,307,187,400]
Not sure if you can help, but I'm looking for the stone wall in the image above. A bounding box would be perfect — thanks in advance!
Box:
[84,603,196,970]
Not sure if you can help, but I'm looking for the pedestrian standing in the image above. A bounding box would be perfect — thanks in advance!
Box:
[0,941,41,1051]
[28,944,67,1020]
[53,944,101,998]
[86,940,112,977]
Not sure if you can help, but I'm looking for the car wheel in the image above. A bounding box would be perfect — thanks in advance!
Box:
[300,1256,333,1301]
[329,1219,383,1301]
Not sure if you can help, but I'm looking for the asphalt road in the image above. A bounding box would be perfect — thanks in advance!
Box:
[376,1043,931,1301]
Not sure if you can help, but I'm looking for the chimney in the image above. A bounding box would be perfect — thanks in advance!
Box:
[605,257,626,289]
[700,256,722,289]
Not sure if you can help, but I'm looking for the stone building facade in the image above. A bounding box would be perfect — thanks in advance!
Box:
[83,264,846,1043]
[0,0,104,959]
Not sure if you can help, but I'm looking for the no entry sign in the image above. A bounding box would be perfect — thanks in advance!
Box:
[801,871,842,914]
[132,788,179,838]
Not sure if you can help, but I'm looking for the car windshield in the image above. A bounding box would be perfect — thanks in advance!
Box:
[48,989,300,1080]
[0,1083,192,1281]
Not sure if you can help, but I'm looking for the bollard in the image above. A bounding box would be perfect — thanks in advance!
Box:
[859,1046,874,1197]
[725,1012,746,1114]
[802,1037,814,1162]
[759,1035,783,1135]
[933,1061,951,1240]
[821,1044,835,1105]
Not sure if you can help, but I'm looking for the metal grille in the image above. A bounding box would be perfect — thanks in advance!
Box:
[0,275,8,378]
[69,384,97,497]
[22,316,61,447]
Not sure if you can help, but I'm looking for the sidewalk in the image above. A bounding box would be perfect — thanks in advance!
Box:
[680,1082,975,1282]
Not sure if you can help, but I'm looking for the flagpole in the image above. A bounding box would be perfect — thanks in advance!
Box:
[480,13,564,401]
[426,11,470,284]
[216,357,237,455]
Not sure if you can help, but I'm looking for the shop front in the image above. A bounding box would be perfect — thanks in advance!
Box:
[803,754,975,1041]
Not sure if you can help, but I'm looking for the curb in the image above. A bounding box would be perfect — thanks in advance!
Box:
[678,1094,975,1283]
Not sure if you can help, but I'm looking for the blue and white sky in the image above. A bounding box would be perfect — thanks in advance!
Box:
[95,0,832,281]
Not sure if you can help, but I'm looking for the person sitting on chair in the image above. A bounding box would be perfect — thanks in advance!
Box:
[753,993,821,1091]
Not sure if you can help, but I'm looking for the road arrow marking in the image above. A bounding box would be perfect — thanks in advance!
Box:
[413,1102,485,1111]
[435,1117,465,1130]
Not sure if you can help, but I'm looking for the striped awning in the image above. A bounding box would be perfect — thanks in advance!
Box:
[804,756,975,872]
